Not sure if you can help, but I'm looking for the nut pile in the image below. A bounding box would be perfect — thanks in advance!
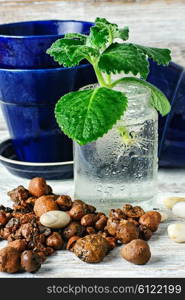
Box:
[0,177,161,273]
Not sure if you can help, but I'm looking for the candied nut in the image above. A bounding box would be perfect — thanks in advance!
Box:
[21,250,41,273]
[81,214,97,227]
[86,227,96,235]
[46,232,64,250]
[72,200,85,206]
[105,236,117,249]
[34,195,58,217]
[8,239,27,252]
[121,239,151,265]
[116,221,139,244]
[56,195,72,211]
[106,217,120,236]
[7,186,30,204]
[36,251,46,263]
[28,177,52,197]
[167,223,185,243]
[0,211,8,226]
[73,234,109,263]
[62,222,85,240]
[66,236,80,251]
[109,209,126,219]
[86,204,96,213]
[5,217,20,231]
[138,225,152,241]
[95,215,108,231]
[139,211,161,232]
[127,218,139,226]
[40,210,70,228]
[19,212,37,225]
[38,225,52,236]
[69,204,87,220]
[123,204,145,219]
[0,247,21,273]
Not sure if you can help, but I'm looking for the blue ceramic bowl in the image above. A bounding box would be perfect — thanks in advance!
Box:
[147,60,185,168]
[0,64,97,163]
[0,20,93,69]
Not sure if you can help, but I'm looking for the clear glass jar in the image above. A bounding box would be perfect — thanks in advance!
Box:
[74,83,158,211]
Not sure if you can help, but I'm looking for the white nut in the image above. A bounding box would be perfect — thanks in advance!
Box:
[40,210,71,228]
[160,211,168,222]
[172,202,185,218]
[168,223,185,243]
[163,197,185,209]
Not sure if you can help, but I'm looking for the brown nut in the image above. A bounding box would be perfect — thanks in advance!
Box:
[95,215,108,231]
[8,239,27,252]
[106,217,120,236]
[73,234,109,263]
[62,222,85,240]
[138,225,153,241]
[116,221,139,244]
[34,195,58,217]
[7,185,30,204]
[69,204,87,220]
[28,177,52,197]
[105,236,117,250]
[123,204,145,219]
[36,251,46,263]
[66,236,80,251]
[109,209,127,219]
[121,239,151,265]
[46,232,64,250]
[56,195,72,211]
[81,214,97,227]
[21,250,41,273]
[127,218,139,226]
[86,227,96,235]
[139,211,161,232]
[0,247,21,273]
[0,211,8,226]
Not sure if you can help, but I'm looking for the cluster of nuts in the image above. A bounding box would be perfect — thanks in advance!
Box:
[0,177,162,273]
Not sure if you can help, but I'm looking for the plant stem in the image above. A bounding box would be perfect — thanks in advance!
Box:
[93,61,107,87]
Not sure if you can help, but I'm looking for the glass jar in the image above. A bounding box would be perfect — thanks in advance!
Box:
[74,83,158,211]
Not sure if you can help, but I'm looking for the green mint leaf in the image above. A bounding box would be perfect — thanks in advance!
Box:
[134,44,171,65]
[116,26,129,41]
[115,77,171,116]
[64,33,87,43]
[89,25,109,49]
[47,38,98,67]
[99,43,149,79]
[55,87,128,145]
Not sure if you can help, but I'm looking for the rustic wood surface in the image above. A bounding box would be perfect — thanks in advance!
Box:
[0,0,185,278]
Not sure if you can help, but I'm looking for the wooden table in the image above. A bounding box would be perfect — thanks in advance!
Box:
[0,0,185,278]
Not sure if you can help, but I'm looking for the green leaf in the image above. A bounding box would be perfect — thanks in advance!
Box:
[114,77,171,116]
[134,44,171,65]
[89,25,109,49]
[55,87,128,145]
[116,26,129,41]
[47,38,98,67]
[64,33,87,43]
[99,43,149,79]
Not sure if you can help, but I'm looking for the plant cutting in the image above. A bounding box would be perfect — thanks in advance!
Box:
[47,17,171,207]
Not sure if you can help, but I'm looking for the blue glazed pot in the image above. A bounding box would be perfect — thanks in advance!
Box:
[0,20,93,69]
[147,60,185,168]
[0,64,97,163]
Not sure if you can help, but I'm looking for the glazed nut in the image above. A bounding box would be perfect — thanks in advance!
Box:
[46,232,64,250]
[95,215,108,231]
[21,250,41,273]
[8,239,27,252]
[121,239,151,265]
[7,185,30,203]
[56,195,73,211]
[28,177,52,197]
[116,221,139,244]
[105,236,117,250]
[167,223,185,243]
[62,222,85,240]
[127,218,139,226]
[86,227,96,235]
[34,195,58,217]
[81,214,97,227]
[66,236,80,251]
[106,217,120,236]
[0,211,8,226]
[0,247,21,273]
[109,209,126,219]
[69,204,87,220]
[139,211,161,232]
[138,225,152,241]
[40,210,71,228]
[123,204,145,219]
[163,197,185,209]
